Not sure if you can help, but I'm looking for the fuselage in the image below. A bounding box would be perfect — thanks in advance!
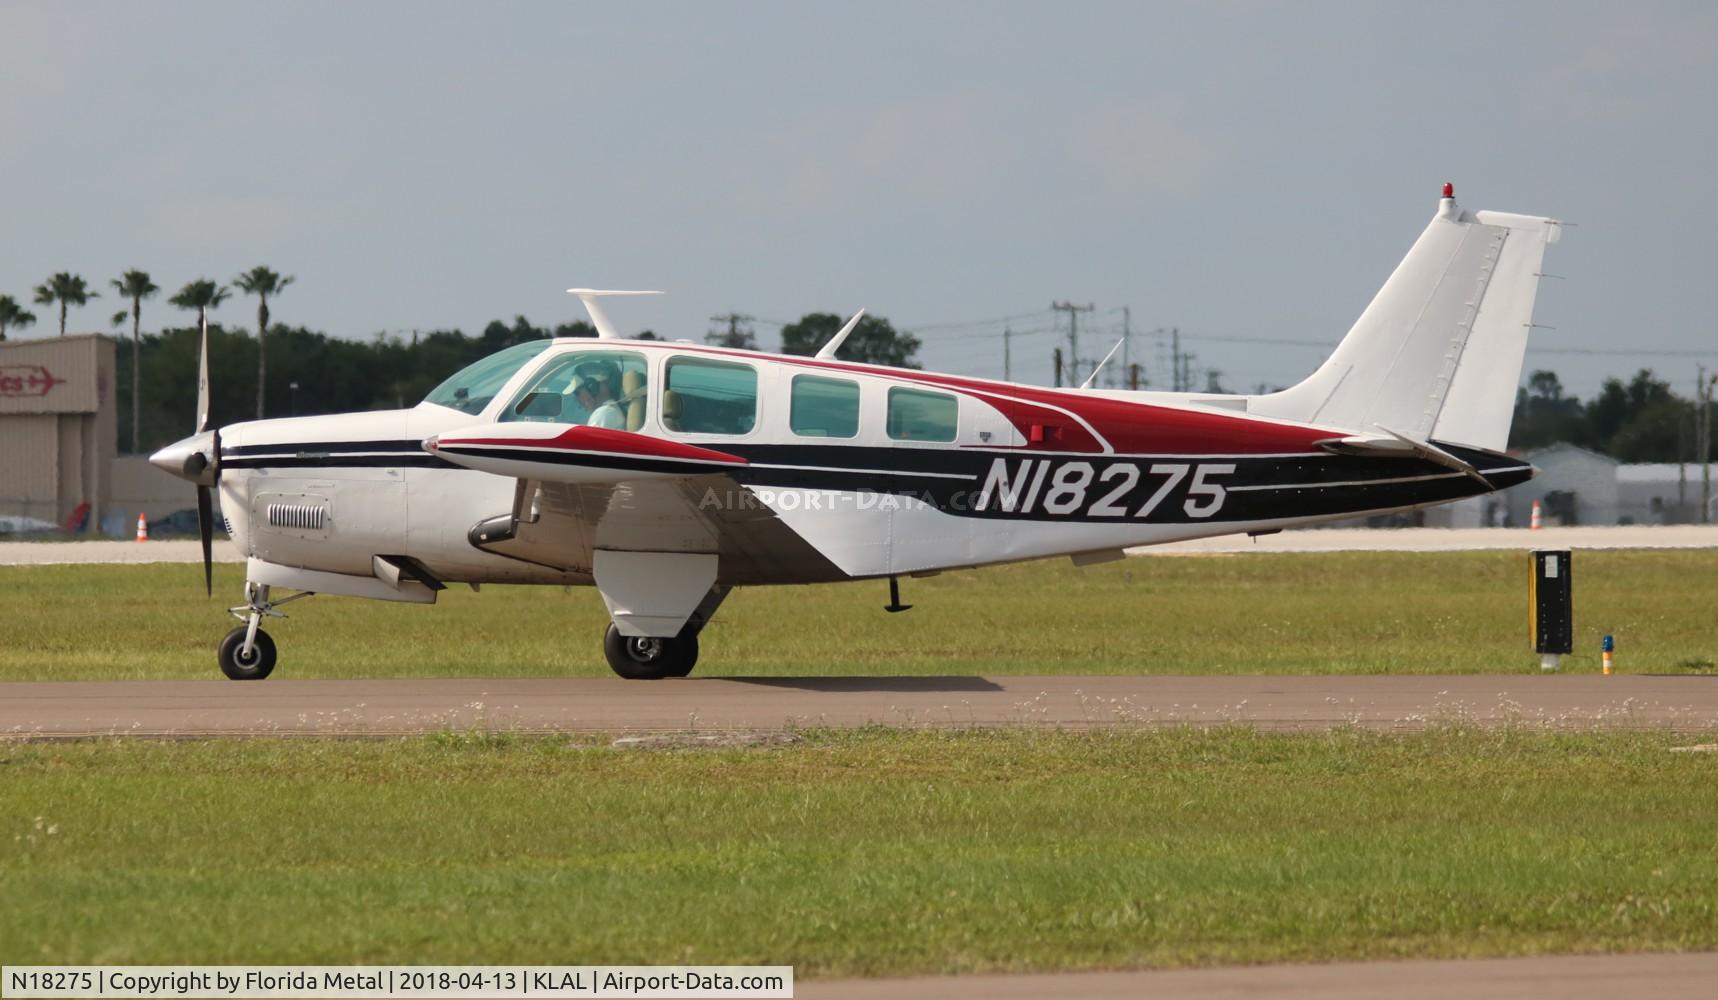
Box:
[197,338,1531,592]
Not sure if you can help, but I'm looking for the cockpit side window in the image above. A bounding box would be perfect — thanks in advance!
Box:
[501,351,650,430]
[422,340,553,416]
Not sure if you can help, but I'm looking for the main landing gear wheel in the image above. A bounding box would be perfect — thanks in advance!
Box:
[603,623,699,680]
[217,626,277,681]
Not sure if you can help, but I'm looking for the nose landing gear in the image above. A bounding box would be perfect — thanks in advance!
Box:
[217,582,313,680]
[217,626,276,680]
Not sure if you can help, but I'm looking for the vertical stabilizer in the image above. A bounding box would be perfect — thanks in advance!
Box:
[1250,185,1560,450]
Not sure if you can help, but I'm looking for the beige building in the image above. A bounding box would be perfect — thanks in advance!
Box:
[0,335,214,535]
[0,335,118,529]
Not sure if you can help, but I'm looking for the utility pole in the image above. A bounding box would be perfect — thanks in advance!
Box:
[1701,366,1715,524]
[707,312,755,349]
[1053,347,1064,388]
[1679,409,1689,515]
[1003,326,1012,382]
[1121,306,1132,386]
[1169,327,1198,392]
[1051,301,1094,388]
[1128,362,1141,391]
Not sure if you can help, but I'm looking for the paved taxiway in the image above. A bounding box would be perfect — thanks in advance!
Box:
[3,674,1715,739]
[4,524,1717,566]
[802,952,1718,999]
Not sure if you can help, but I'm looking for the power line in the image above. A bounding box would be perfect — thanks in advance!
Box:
[906,308,1051,331]
[934,331,1051,347]
[1528,346,1718,357]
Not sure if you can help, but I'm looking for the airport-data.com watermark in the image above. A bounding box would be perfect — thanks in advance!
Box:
[1,967,792,999]
[697,487,948,513]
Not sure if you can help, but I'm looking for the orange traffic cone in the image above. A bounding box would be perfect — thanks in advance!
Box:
[135,512,148,542]
[1529,499,1542,531]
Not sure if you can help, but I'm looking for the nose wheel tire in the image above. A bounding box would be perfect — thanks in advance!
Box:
[603,623,699,680]
[217,626,277,681]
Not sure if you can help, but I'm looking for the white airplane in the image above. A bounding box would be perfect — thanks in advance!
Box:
[152,184,1559,680]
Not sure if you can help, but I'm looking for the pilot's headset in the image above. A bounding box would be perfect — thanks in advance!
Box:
[566,359,621,400]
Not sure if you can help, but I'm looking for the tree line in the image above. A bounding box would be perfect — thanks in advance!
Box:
[1511,369,1716,463]
[3,267,926,454]
[89,311,919,454]
[18,271,1698,464]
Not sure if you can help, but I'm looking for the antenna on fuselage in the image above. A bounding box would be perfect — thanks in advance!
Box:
[1078,336,1127,390]
[815,309,867,360]
[566,288,663,340]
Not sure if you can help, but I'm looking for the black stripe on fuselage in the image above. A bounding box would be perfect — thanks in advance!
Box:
[219,438,1530,525]
[223,439,429,457]
[221,454,460,470]
[435,440,1531,525]
[222,438,456,470]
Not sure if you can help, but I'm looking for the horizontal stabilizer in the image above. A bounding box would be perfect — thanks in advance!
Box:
[1317,426,1488,484]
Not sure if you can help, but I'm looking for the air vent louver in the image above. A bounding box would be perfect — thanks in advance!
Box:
[266,502,327,531]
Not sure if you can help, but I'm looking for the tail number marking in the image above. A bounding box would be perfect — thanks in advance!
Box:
[977,459,1234,519]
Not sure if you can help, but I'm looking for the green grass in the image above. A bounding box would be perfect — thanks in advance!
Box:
[1,551,1715,680]
[4,728,1717,973]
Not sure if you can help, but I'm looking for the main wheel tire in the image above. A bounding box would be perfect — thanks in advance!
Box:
[663,629,700,678]
[217,626,277,681]
[603,623,699,680]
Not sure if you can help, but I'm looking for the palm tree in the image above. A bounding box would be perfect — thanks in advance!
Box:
[168,279,231,386]
[111,270,160,453]
[33,272,98,336]
[0,295,36,341]
[233,266,294,419]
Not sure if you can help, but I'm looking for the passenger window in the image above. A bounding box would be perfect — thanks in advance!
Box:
[500,350,649,430]
[790,375,860,438]
[886,387,957,442]
[663,357,758,435]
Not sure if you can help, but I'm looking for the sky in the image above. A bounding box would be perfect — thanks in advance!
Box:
[2,1,1715,399]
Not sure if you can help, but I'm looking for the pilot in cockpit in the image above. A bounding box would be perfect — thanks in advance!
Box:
[567,359,644,430]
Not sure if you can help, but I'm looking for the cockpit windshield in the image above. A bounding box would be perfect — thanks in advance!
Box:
[421,340,553,415]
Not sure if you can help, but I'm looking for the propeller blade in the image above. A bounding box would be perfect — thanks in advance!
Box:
[195,309,211,433]
[197,484,214,597]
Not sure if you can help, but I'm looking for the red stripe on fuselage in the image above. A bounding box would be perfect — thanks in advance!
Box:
[436,425,748,464]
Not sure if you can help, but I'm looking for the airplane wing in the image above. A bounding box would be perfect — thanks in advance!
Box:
[429,423,844,585]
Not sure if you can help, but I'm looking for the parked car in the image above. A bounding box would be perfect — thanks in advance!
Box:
[147,508,206,537]
[0,515,62,536]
